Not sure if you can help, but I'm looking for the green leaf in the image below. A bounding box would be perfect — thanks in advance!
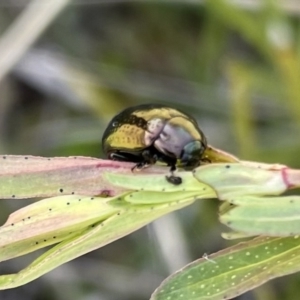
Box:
[105,171,211,193]
[220,195,300,236]
[0,156,129,198]
[2,158,300,293]
[0,196,194,289]
[151,236,300,300]
[193,163,288,197]
[0,195,118,262]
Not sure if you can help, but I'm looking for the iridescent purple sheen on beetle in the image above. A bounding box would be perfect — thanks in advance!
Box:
[102,104,207,185]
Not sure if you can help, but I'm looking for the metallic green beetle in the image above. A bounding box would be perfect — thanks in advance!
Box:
[102,104,207,185]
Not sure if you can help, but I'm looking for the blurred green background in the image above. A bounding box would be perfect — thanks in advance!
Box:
[1,0,300,299]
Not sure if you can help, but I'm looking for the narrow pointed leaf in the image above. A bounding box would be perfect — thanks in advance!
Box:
[105,171,206,192]
[0,195,119,261]
[0,155,142,198]
[151,236,300,300]
[194,163,289,197]
[220,196,300,236]
[0,197,194,289]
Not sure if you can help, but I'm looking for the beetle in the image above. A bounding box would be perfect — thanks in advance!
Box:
[102,104,207,185]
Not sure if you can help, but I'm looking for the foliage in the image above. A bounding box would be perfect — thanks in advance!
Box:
[1,156,300,300]
[1,0,300,299]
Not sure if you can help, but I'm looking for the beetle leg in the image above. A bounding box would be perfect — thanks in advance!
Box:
[109,152,132,161]
[131,149,158,172]
[166,163,182,185]
[109,152,144,163]
[142,149,158,164]
[131,161,150,172]
[166,175,182,185]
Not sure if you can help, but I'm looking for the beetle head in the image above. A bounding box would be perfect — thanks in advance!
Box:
[179,140,206,169]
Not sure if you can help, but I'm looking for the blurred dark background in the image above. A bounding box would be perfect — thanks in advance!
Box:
[1,1,300,299]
